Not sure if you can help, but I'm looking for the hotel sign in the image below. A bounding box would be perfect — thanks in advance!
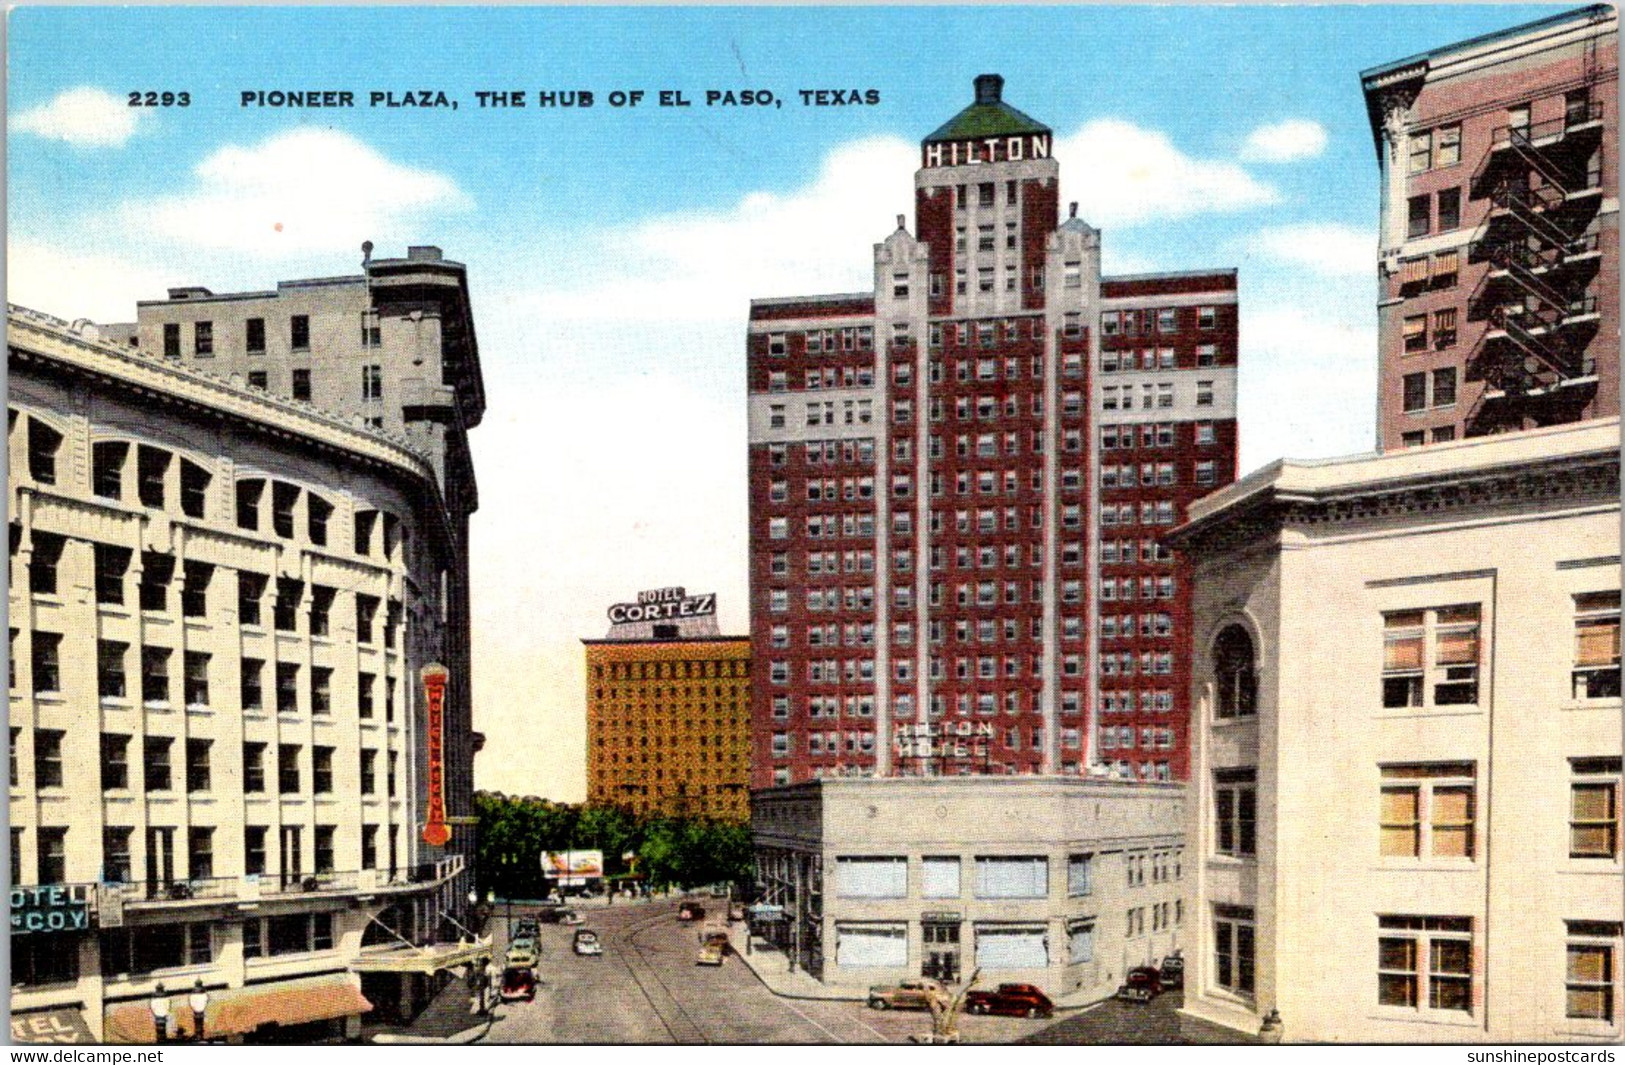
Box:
[421,663,451,846]
[11,886,90,934]
[922,133,1051,169]
[893,721,994,759]
[607,586,716,624]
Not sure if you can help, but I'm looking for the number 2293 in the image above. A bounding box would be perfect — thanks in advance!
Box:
[128,91,190,107]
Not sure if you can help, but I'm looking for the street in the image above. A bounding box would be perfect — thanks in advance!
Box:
[483,899,1067,1045]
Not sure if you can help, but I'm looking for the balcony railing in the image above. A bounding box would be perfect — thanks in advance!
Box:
[104,856,465,909]
[1489,101,1605,152]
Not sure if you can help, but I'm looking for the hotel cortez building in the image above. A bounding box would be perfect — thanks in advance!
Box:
[1361,4,1618,449]
[746,75,1239,787]
[8,285,481,1041]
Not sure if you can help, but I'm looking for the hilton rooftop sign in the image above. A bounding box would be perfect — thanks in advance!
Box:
[922,133,1050,169]
[607,587,717,624]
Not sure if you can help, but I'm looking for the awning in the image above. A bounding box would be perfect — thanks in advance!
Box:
[349,939,493,975]
[11,1008,96,1044]
[103,976,371,1044]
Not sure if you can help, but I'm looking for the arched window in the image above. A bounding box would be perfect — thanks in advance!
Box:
[1213,625,1257,720]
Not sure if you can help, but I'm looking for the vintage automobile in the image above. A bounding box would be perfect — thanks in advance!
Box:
[728,902,747,923]
[867,977,943,1011]
[505,941,538,969]
[512,917,540,939]
[1116,966,1164,1003]
[963,983,1055,1018]
[558,910,585,927]
[677,902,706,922]
[500,966,536,1003]
[1159,953,1185,991]
[696,940,725,966]
[572,929,603,957]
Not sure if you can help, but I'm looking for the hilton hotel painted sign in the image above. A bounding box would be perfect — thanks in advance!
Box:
[921,132,1051,169]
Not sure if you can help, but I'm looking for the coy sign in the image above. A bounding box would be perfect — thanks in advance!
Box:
[607,587,716,624]
[421,663,451,846]
[11,886,91,934]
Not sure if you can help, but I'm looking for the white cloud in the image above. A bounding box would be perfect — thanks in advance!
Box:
[13,87,141,148]
[131,128,471,255]
[1248,223,1374,277]
[1057,119,1279,228]
[1241,119,1329,163]
[6,241,172,323]
[1238,306,1377,469]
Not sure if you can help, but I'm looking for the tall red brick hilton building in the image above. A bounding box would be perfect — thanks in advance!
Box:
[747,75,1239,788]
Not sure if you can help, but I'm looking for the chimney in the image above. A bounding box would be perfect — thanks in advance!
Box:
[407,245,443,262]
[1069,202,1079,219]
[973,74,1004,106]
[896,214,906,230]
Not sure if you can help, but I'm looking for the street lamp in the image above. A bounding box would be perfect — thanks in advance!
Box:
[188,980,209,1043]
[149,984,169,1044]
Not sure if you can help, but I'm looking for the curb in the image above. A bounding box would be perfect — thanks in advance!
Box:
[732,945,868,1004]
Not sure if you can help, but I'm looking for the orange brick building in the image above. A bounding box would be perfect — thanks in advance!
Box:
[584,634,751,821]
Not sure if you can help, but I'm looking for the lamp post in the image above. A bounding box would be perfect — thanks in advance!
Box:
[149,984,169,1044]
[188,980,209,1042]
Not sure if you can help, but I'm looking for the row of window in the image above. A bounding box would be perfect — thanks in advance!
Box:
[1104,422,1220,449]
[160,312,358,358]
[1099,726,1177,752]
[15,728,399,799]
[1102,344,1222,371]
[1102,380,1216,411]
[1101,306,1221,336]
[1100,690,1177,714]
[1101,542,1176,566]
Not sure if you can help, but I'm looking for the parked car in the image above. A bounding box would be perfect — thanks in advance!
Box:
[1116,966,1163,1003]
[573,929,602,957]
[1159,954,1185,991]
[500,966,536,1003]
[677,902,706,922]
[698,930,731,955]
[696,940,725,966]
[558,910,585,927]
[964,983,1054,1019]
[867,978,943,1011]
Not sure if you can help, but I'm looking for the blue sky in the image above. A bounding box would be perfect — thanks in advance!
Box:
[7,5,1564,799]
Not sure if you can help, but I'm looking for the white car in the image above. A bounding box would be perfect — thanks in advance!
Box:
[573,930,602,956]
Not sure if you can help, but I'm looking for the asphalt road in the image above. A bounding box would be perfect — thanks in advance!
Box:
[482,899,1059,1045]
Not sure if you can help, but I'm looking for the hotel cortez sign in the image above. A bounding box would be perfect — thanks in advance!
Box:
[421,663,451,846]
[922,133,1051,169]
[607,586,717,624]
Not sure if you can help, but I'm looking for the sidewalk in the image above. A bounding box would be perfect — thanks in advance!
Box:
[731,931,866,1002]
[366,971,497,1045]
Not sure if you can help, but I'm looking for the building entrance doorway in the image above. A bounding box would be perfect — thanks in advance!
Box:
[921,919,961,983]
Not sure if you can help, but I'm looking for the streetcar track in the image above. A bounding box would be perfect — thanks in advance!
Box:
[617,907,711,1044]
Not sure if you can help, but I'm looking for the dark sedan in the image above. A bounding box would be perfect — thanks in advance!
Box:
[963,983,1055,1018]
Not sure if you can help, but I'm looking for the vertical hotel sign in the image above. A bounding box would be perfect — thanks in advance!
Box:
[421,663,451,846]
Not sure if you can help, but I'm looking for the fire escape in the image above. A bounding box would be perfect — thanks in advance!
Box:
[1463,88,1606,434]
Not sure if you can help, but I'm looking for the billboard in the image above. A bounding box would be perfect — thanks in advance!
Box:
[542,850,605,886]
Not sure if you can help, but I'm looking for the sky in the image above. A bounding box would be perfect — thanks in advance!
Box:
[7,4,1563,801]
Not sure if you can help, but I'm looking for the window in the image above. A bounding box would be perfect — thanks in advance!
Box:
[276,663,299,714]
[1213,905,1256,996]
[183,651,210,706]
[362,365,383,401]
[1380,763,1476,859]
[31,632,62,696]
[104,827,132,883]
[356,594,379,643]
[1407,195,1431,239]
[240,657,264,711]
[975,925,1048,969]
[247,370,268,390]
[140,552,173,612]
[1195,380,1213,407]
[94,544,131,605]
[246,317,265,353]
[243,743,266,793]
[193,321,213,356]
[278,744,300,793]
[1435,125,1461,168]
[140,646,170,705]
[1068,920,1095,964]
[143,736,173,791]
[235,479,263,531]
[244,826,267,876]
[1437,187,1461,232]
[101,734,129,790]
[973,856,1047,899]
[1573,592,1620,699]
[922,857,960,899]
[311,667,332,715]
[362,825,379,869]
[92,442,127,499]
[313,746,334,794]
[274,578,301,631]
[290,368,312,401]
[1067,854,1092,897]
[315,826,336,873]
[177,459,210,519]
[1433,307,1458,348]
[1213,625,1257,719]
[1214,768,1256,857]
[1566,921,1621,1023]
[1408,131,1432,174]
[189,827,214,880]
[361,750,377,794]
[1378,915,1472,1012]
[1382,605,1480,708]
[290,314,310,350]
[1432,367,1457,408]
[186,738,211,792]
[1402,318,1427,357]
[163,323,181,359]
[1570,757,1621,860]
[830,860,905,900]
[36,827,66,883]
[835,923,907,968]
